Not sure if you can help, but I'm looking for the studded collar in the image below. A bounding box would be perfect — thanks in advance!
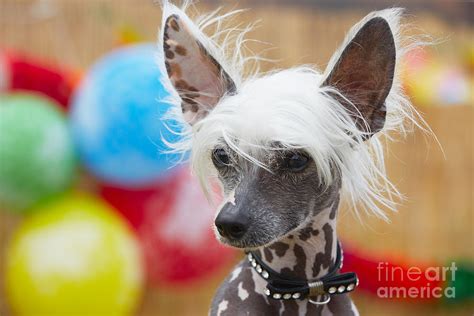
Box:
[246,241,358,305]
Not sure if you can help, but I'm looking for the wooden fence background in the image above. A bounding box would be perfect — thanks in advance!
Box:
[0,0,472,315]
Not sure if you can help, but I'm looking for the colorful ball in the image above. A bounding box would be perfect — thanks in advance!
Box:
[401,48,439,107]
[4,193,144,316]
[100,167,236,285]
[1,50,80,108]
[437,67,470,105]
[0,93,76,212]
[71,43,184,187]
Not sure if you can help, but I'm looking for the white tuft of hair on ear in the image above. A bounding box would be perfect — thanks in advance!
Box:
[157,1,262,161]
[158,5,434,221]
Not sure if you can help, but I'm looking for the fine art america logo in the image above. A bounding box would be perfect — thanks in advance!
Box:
[377,262,457,299]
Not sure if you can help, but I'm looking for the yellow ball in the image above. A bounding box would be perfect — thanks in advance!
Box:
[5,193,144,316]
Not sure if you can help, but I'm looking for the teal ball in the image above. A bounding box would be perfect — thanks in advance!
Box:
[0,93,77,212]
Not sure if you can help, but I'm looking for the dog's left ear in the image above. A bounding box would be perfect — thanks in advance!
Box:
[162,14,236,126]
[323,16,396,138]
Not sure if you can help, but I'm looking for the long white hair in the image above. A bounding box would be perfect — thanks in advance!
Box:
[158,1,430,221]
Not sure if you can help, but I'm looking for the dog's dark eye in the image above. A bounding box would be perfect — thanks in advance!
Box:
[284,152,310,172]
[212,148,231,167]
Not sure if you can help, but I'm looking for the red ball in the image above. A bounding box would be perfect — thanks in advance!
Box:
[1,50,80,108]
[100,167,236,285]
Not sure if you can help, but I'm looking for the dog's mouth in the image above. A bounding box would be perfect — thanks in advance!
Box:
[217,236,264,250]
[217,237,246,249]
[213,226,276,250]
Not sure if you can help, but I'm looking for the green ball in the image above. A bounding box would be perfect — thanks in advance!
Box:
[0,93,77,212]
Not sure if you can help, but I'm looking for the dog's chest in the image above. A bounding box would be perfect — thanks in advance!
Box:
[210,260,357,316]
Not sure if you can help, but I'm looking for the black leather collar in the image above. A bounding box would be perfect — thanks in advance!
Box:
[246,241,358,304]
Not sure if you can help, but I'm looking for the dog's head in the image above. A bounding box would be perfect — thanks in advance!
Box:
[160,4,408,249]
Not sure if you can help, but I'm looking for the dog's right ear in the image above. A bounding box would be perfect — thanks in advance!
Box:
[162,12,236,126]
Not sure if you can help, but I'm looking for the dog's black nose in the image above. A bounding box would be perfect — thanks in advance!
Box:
[215,211,249,240]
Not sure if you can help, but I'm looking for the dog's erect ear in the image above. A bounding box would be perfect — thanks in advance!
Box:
[162,14,236,126]
[323,17,396,138]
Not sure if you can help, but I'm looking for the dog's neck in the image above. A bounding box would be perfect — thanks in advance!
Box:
[255,198,339,281]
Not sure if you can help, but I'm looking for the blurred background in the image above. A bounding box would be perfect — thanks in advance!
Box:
[0,0,472,315]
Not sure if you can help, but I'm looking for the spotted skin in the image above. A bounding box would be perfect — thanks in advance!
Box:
[210,204,358,316]
[298,225,319,242]
[269,242,290,258]
[313,223,334,278]
[263,247,274,263]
